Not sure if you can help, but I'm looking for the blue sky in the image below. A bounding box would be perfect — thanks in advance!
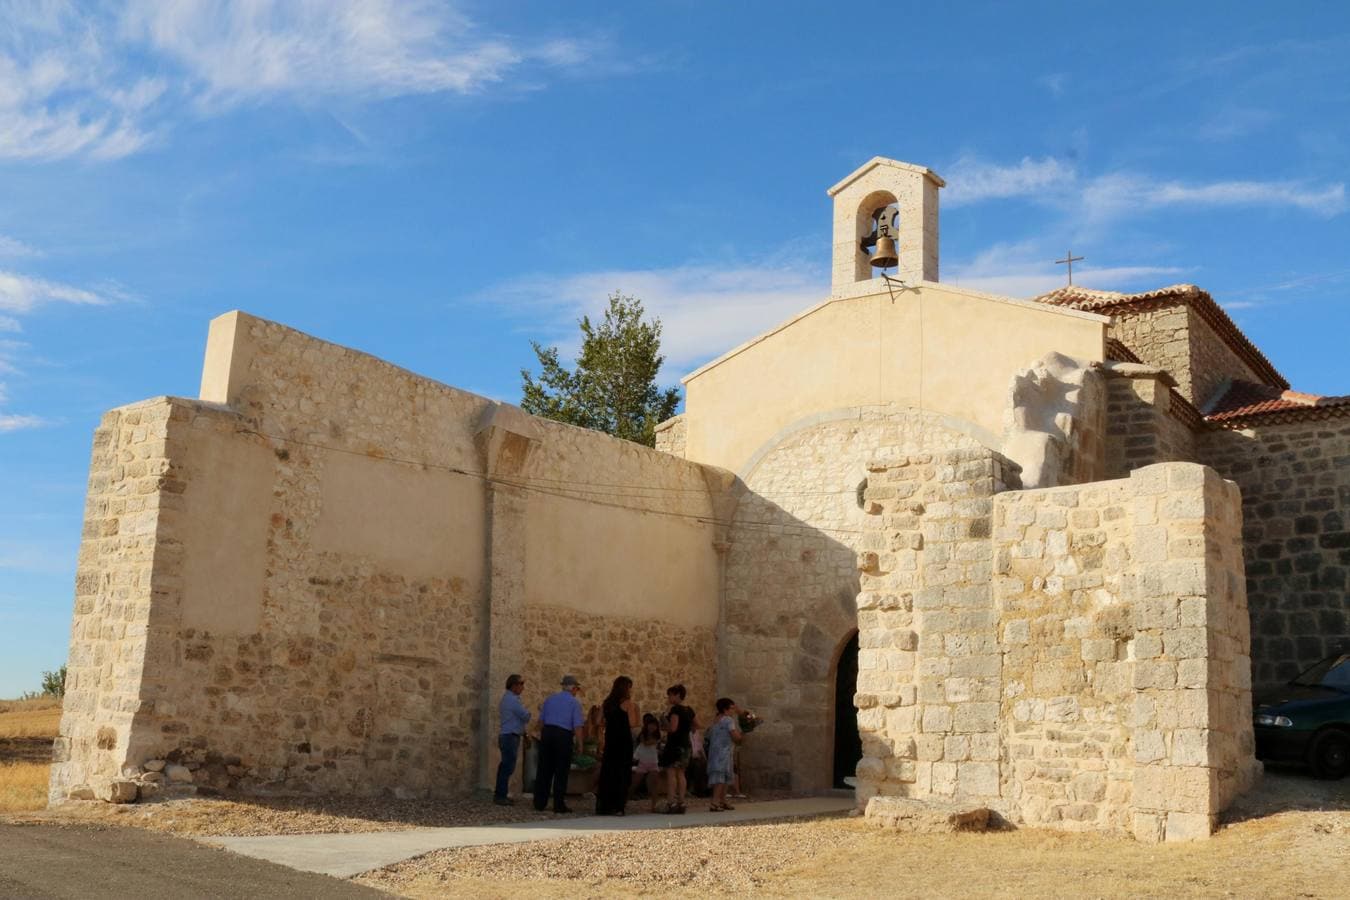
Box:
[2,1,1349,696]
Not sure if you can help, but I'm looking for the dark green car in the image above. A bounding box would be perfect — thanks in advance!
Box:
[1253,652,1350,779]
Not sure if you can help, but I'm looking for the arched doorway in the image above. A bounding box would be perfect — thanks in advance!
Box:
[832,631,861,788]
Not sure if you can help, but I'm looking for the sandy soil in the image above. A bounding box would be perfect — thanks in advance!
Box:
[356,771,1350,899]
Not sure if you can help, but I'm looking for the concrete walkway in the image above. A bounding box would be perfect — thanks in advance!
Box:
[210,796,855,878]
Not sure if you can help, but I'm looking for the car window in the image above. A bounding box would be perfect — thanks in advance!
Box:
[1323,656,1350,690]
[1291,653,1350,688]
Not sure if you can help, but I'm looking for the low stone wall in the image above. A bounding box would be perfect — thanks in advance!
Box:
[854,450,1258,841]
[1199,417,1350,687]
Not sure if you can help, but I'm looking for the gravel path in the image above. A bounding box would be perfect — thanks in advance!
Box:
[23,794,582,836]
[358,817,855,894]
[20,789,800,838]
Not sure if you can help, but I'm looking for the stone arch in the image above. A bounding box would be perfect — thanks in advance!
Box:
[853,190,899,282]
[720,405,991,792]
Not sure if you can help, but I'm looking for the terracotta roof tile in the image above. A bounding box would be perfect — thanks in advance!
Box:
[1031,283,1288,390]
[1205,379,1350,427]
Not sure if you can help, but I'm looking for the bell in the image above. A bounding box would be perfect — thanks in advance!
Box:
[869,233,898,270]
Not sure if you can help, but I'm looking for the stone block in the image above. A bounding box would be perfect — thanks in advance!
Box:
[956,762,1000,797]
[1132,811,1165,843]
[1164,811,1213,842]
[97,780,138,803]
[921,706,953,733]
[865,796,991,833]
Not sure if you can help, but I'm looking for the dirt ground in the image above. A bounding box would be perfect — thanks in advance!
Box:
[356,770,1350,899]
[0,821,385,900]
[5,698,1348,898]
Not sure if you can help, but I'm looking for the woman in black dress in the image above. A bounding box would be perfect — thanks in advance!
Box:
[595,675,640,815]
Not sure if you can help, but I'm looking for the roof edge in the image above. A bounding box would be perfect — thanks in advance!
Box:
[681,280,1108,385]
[826,156,946,197]
[1032,283,1289,390]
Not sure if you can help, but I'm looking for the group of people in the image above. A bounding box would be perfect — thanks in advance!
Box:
[494,673,745,816]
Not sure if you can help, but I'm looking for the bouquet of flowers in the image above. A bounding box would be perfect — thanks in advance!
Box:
[737,710,762,733]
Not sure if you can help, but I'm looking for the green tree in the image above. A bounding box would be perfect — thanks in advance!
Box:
[41,665,66,698]
[521,294,681,447]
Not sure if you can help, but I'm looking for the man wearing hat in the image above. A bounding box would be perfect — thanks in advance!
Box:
[494,673,530,805]
[533,674,585,813]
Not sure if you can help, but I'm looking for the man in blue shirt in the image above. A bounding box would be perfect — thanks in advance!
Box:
[533,674,585,813]
[494,673,530,805]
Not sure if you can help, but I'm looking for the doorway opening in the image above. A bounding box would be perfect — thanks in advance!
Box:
[832,630,861,788]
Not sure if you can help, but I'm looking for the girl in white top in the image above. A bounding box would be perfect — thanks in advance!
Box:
[631,714,663,812]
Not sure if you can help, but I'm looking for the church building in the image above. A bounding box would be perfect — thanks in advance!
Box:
[50,158,1348,842]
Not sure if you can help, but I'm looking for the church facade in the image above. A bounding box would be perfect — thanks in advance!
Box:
[51,158,1347,841]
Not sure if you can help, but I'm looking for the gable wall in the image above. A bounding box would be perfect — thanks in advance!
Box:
[682,284,1105,473]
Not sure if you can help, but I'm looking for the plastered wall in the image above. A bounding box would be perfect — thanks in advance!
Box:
[53,312,721,800]
[681,283,1106,474]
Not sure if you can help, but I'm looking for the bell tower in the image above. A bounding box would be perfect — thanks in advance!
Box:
[827,157,944,294]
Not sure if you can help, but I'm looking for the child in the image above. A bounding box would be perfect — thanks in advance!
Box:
[631,713,663,812]
[707,697,743,812]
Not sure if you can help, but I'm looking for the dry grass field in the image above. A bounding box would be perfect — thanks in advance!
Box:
[0,697,60,813]
[4,693,1346,898]
[359,779,1350,899]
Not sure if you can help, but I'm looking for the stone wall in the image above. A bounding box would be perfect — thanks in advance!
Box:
[1199,416,1350,687]
[524,605,716,729]
[54,312,721,802]
[1108,303,1194,401]
[1107,301,1266,408]
[654,414,686,457]
[854,450,1258,841]
[51,400,181,801]
[723,407,984,793]
[853,449,1012,806]
[1186,306,1268,409]
[1104,370,1197,478]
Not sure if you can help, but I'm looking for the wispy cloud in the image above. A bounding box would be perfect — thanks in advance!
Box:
[942,154,1347,221]
[1197,106,1275,142]
[0,270,108,314]
[0,261,113,432]
[944,156,1076,207]
[1037,73,1067,97]
[1081,173,1346,220]
[0,0,602,161]
[0,413,48,433]
[485,251,828,374]
[947,241,1186,298]
[0,235,39,258]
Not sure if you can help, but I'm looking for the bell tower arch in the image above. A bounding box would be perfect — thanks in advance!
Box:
[827,157,944,294]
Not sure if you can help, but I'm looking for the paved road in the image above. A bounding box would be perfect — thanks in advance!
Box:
[212,795,856,878]
[0,823,387,899]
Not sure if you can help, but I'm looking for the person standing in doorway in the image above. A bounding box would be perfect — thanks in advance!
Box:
[494,673,530,805]
[534,674,585,813]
